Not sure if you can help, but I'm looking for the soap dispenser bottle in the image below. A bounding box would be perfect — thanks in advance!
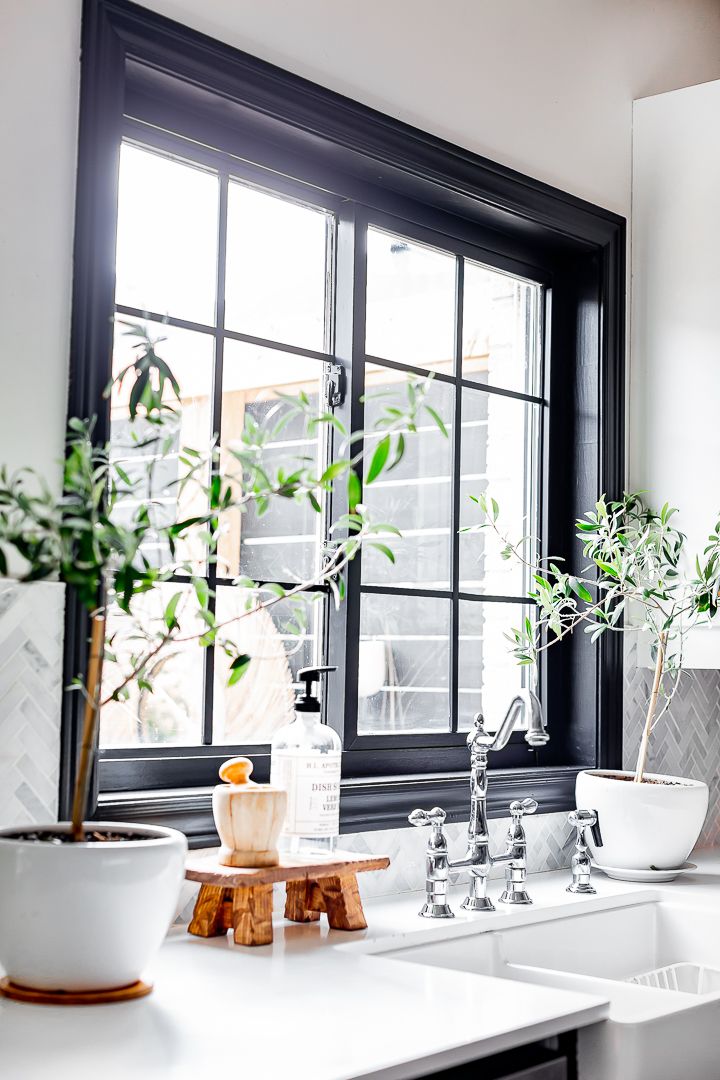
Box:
[270,666,342,854]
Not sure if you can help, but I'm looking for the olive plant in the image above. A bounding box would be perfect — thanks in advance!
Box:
[467,491,720,783]
[0,323,445,840]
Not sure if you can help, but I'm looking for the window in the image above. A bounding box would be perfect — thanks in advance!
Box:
[102,140,336,751]
[358,227,542,740]
[63,1,625,839]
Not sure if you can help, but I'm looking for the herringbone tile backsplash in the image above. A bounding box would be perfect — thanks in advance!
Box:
[0,582,64,827]
[623,636,720,847]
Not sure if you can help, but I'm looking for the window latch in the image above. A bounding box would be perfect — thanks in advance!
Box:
[324,363,346,409]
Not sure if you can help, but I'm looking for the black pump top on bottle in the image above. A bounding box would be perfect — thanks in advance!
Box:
[295,666,336,713]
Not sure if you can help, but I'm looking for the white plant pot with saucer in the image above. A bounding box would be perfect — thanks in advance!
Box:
[576,769,708,875]
[0,822,186,995]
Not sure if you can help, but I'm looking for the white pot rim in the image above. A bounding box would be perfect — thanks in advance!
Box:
[0,821,184,850]
[579,768,708,791]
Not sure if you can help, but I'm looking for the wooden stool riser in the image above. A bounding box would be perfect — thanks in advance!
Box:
[187,851,388,947]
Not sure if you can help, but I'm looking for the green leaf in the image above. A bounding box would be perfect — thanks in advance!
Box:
[308,412,347,437]
[347,469,361,512]
[127,370,149,419]
[424,404,448,437]
[194,578,209,609]
[228,653,252,685]
[163,591,182,631]
[569,578,593,603]
[113,463,132,486]
[368,541,395,563]
[388,432,405,472]
[233,575,257,590]
[595,560,618,579]
[320,459,350,484]
[365,435,390,484]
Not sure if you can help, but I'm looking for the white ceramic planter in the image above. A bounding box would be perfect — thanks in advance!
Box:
[0,822,186,992]
[576,769,708,871]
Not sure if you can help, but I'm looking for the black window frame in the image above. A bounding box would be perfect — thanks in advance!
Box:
[62,0,625,845]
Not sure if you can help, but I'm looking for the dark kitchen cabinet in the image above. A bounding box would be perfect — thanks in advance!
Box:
[421,1030,576,1079]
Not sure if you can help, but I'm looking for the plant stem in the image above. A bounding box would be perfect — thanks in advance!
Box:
[71,614,106,841]
[99,537,359,709]
[634,630,667,784]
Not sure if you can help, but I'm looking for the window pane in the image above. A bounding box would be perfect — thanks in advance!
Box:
[458,600,535,732]
[115,142,219,324]
[365,226,456,371]
[109,319,214,571]
[213,587,322,744]
[458,387,539,597]
[100,584,205,748]
[218,339,325,583]
[462,261,541,395]
[358,592,450,734]
[225,181,330,351]
[361,370,454,589]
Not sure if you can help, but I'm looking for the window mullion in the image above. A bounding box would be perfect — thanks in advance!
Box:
[450,257,464,734]
[325,204,365,746]
[202,169,229,746]
[313,213,338,671]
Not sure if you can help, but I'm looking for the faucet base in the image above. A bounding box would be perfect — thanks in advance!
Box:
[419,902,454,918]
[499,889,533,905]
[566,882,596,895]
[460,895,495,913]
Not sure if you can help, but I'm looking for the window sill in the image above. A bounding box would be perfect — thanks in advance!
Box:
[95,766,581,847]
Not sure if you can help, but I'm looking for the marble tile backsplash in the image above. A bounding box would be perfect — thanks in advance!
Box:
[623,635,720,848]
[0,582,64,828]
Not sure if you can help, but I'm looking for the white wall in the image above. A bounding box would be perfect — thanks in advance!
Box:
[0,0,81,486]
[631,79,720,557]
[630,77,720,669]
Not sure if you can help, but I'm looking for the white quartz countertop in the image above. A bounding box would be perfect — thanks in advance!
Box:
[4,849,720,1080]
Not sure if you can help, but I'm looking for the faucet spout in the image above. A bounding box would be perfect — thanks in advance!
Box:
[522,688,550,748]
[486,688,548,753]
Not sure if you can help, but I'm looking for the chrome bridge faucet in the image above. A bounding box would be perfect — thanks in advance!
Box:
[409,690,549,917]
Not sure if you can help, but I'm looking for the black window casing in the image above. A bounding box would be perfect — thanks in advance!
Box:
[62,0,625,845]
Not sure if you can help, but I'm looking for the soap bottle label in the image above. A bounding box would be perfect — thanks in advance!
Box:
[271,752,341,837]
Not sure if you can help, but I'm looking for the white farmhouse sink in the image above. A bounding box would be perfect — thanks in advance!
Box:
[380,900,720,1080]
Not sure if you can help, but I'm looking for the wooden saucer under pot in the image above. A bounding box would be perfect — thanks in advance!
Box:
[0,976,153,1005]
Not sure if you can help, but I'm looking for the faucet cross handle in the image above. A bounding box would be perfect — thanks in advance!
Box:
[567,808,600,895]
[498,797,538,906]
[509,798,538,819]
[568,808,603,848]
[409,807,454,920]
[408,806,446,829]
